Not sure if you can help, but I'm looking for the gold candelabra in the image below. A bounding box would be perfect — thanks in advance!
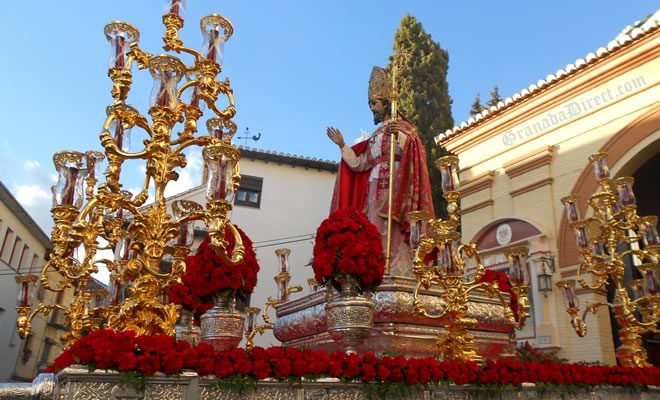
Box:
[412,156,530,364]
[245,248,302,351]
[557,152,659,367]
[16,0,245,346]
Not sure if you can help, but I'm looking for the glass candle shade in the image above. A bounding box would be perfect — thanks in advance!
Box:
[15,275,37,307]
[113,190,133,219]
[630,279,646,299]
[163,0,186,17]
[637,265,659,296]
[437,237,459,275]
[557,279,580,310]
[277,277,289,302]
[104,22,139,69]
[591,240,608,262]
[408,211,430,252]
[588,152,610,180]
[119,237,133,261]
[200,14,233,66]
[613,177,637,207]
[148,55,186,110]
[170,200,202,247]
[245,307,260,333]
[638,216,659,247]
[275,248,291,274]
[203,144,239,203]
[561,195,581,225]
[435,156,460,193]
[504,246,530,286]
[207,117,237,143]
[109,118,132,152]
[110,274,125,306]
[85,151,105,181]
[52,151,89,208]
[574,221,591,250]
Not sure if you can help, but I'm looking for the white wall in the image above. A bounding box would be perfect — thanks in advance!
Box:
[170,156,337,347]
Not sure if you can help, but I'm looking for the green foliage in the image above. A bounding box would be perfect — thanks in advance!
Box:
[389,14,454,218]
[214,375,258,395]
[487,85,502,109]
[516,341,567,364]
[364,381,425,400]
[119,371,147,393]
[469,94,486,116]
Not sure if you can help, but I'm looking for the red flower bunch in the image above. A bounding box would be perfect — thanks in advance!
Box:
[48,330,660,390]
[477,268,519,322]
[168,225,260,311]
[313,209,385,291]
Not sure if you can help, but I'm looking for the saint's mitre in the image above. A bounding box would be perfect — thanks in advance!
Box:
[368,66,390,102]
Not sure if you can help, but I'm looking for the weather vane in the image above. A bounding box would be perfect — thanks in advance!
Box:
[237,127,261,147]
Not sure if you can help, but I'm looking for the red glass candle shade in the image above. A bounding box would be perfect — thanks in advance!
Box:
[52,151,89,209]
[275,248,291,274]
[200,14,233,66]
[638,216,659,247]
[148,55,186,110]
[435,156,460,193]
[104,22,139,69]
[504,246,530,286]
[588,152,610,180]
[614,177,636,207]
[557,279,579,309]
[203,145,238,203]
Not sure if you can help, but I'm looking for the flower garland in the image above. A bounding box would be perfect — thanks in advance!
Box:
[168,225,260,314]
[477,268,519,322]
[313,209,385,291]
[48,329,660,389]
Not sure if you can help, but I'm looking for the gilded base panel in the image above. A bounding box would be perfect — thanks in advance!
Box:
[274,276,516,357]
[0,372,657,400]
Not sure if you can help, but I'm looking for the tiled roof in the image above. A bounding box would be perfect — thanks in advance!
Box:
[436,10,660,145]
[239,146,338,172]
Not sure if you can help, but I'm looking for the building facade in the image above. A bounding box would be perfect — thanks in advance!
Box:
[436,13,659,365]
[0,182,74,381]
[165,147,338,347]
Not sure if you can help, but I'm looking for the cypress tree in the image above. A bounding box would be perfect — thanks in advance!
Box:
[469,93,486,116]
[389,15,454,218]
[487,85,502,109]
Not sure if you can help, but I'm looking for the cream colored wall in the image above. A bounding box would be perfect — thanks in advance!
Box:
[167,157,337,348]
[445,34,658,364]
[0,199,67,381]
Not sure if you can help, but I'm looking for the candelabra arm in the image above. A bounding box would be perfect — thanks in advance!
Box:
[17,303,67,338]
[571,312,588,337]
[208,87,236,120]
[287,285,303,295]
[412,281,447,319]
[177,80,198,99]
[39,260,72,293]
[469,281,516,323]
[261,297,282,328]
[172,135,213,155]
[127,42,152,70]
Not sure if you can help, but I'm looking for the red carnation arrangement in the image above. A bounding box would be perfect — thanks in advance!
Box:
[477,268,519,323]
[168,225,260,315]
[313,209,385,291]
[48,329,660,390]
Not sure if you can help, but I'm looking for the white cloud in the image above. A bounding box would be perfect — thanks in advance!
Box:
[14,184,50,206]
[23,160,41,169]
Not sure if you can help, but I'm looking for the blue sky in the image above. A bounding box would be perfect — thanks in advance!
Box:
[1,1,657,232]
